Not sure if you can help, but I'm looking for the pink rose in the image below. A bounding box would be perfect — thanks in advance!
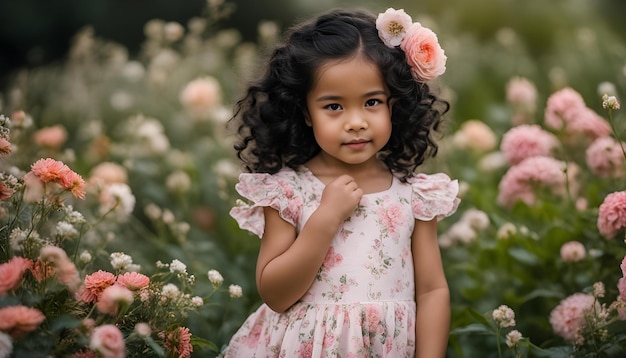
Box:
[96,285,134,315]
[375,8,413,48]
[179,77,222,116]
[89,325,125,358]
[33,125,67,149]
[585,137,626,178]
[560,241,586,263]
[400,22,447,81]
[549,293,598,344]
[0,257,32,296]
[500,124,559,165]
[597,191,626,238]
[0,305,46,338]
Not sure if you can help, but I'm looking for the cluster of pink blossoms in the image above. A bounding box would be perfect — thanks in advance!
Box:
[25,158,86,200]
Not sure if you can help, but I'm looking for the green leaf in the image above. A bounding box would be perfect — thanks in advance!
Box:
[450,323,493,336]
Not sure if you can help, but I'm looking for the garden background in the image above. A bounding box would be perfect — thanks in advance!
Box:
[1,0,626,356]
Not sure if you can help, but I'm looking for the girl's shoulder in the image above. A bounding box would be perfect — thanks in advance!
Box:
[405,172,461,221]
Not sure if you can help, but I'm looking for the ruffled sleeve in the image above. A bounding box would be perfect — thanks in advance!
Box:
[229,170,303,238]
[407,172,460,221]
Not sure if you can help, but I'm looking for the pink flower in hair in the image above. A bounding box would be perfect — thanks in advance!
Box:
[500,124,559,165]
[400,22,447,81]
[597,191,626,238]
[375,8,413,48]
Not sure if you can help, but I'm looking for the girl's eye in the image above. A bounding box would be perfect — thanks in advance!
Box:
[365,99,382,107]
[325,103,342,111]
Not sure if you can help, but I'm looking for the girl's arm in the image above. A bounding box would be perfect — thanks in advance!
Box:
[412,218,450,358]
[255,174,362,313]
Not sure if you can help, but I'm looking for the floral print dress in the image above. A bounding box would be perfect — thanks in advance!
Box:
[223,166,459,358]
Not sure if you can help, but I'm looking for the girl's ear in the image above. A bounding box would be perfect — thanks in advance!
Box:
[303,109,312,126]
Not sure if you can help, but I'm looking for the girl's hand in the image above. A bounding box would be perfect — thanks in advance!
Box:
[318,175,363,221]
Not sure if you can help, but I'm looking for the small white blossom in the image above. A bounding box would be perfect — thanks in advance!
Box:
[79,250,92,263]
[602,94,621,110]
[208,269,224,287]
[229,284,243,299]
[56,221,79,239]
[505,329,523,347]
[144,203,162,220]
[497,223,517,240]
[9,227,30,251]
[64,206,86,225]
[134,323,152,337]
[0,331,13,357]
[161,283,180,299]
[110,252,133,271]
[593,282,605,298]
[169,259,187,274]
[492,305,516,328]
[191,296,204,307]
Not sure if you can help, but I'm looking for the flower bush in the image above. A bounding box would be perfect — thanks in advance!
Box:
[441,85,626,356]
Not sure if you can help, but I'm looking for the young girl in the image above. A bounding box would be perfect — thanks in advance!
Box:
[223,7,460,358]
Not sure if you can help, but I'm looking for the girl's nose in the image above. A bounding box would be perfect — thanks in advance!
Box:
[344,112,368,131]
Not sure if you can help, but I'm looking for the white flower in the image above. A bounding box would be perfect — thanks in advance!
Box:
[55,221,79,239]
[208,269,224,287]
[99,183,136,221]
[169,259,187,274]
[9,227,30,251]
[134,323,152,337]
[460,208,490,231]
[505,329,523,347]
[0,331,13,358]
[64,205,86,225]
[79,250,92,263]
[497,223,517,240]
[376,8,413,48]
[110,252,133,271]
[191,296,204,307]
[492,305,516,328]
[166,170,191,195]
[161,283,180,299]
[229,284,243,299]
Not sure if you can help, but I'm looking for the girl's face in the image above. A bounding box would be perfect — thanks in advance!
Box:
[305,56,392,168]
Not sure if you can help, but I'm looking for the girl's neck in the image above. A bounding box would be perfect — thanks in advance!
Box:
[304,155,392,194]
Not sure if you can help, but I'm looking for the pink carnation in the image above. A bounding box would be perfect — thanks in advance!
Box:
[33,125,68,149]
[0,257,33,296]
[549,293,598,344]
[585,137,626,178]
[116,272,150,291]
[506,76,537,119]
[400,22,447,81]
[497,156,574,208]
[78,270,116,303]
[597,191,626,238]
[0,305,46,338]
[89,324,125,358]
[159,327,193,358]
[0,137,12,157]
[0,181,14,201]
[500,124,559,165]
[543,87,611,143]
[29,158,86,199]
[559,241,586,263]
[543,87,587,130]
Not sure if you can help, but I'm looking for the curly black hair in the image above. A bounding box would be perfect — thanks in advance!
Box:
[229,8,449,182]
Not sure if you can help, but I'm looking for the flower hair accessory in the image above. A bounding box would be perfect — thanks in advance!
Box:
[376,8,447,82]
